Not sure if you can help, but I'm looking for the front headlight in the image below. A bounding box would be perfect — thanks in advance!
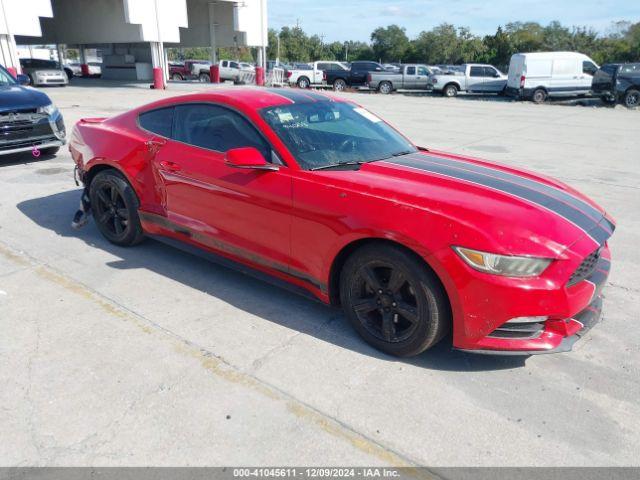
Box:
[38,103,58,116]
[453,246,552,277]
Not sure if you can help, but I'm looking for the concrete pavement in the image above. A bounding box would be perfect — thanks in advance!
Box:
[0,81,638,466]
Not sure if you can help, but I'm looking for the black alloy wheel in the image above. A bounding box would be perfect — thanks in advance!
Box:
[340,244,450,356]
[89,170,145,246]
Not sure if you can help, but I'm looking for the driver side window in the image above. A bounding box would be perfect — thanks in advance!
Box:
[173,104,270,160]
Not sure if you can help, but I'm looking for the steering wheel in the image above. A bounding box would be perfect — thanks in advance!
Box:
[337,138,358,153]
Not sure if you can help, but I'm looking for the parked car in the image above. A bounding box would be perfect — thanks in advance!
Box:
[169,60,211,82]
[69,88,614,357]
[218,60,253,83]
[325,60,385,91]
[0,64,66,156]
[19,58,69,87]
[591,63,640,109]
[65,62,82,78]
[367,64,433,94]
[286,61,346,88]
[506,52,599,103]
[382,63,401,73]
[429,64,507,97]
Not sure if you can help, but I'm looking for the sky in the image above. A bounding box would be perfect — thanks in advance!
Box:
[268,0,640,42]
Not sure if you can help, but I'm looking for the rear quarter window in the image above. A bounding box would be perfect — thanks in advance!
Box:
[139,107,174,138]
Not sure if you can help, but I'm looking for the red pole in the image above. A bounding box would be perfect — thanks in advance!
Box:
[152,67,165,90]
[6,67,17,78]
[81,64,90,77]
[255,66,265,86]
[210,64,220,83]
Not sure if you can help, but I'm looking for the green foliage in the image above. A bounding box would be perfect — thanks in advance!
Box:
[371,25,410,62]
[171,21,640,67]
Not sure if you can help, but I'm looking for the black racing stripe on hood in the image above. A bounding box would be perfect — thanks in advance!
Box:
[388,154,610,245]
[266,88,319,103]
[420,154,605,223]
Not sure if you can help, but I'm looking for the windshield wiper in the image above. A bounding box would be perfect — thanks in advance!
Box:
[391,150,415,157]
[311,161,362,171]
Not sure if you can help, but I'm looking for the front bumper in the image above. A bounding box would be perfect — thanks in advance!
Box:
[442,227,613,355]
[0,111,66,156]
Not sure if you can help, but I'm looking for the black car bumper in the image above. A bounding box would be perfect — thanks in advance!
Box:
[0,111,66,156]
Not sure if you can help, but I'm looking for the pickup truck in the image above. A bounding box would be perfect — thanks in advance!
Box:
[286,61,347,88]
[325,61,385,91]
[169,60,211,82]
[429,64,507,97]
[592,63,640,109]
[366,64,433,94]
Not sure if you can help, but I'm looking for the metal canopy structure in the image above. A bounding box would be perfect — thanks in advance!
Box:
[1,0,267,83]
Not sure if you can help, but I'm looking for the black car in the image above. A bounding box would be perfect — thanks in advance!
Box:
[325,60,385,91]
[0,64,66,157]
[592,63,640,108]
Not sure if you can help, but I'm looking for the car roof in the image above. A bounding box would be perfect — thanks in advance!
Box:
[135,88,346,113]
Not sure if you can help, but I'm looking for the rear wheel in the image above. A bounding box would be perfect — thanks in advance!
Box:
[532,88,547,104]
[378,81,393,94]
[89,170,145,247]
[443,84,458,97]
[333,78,347,91]
[623,89,640,109]
[198,73,210,83]
[297,76,310,89]
[340,244,450,357]
[172,73,184,81]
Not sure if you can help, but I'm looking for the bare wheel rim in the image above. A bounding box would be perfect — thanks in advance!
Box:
[349,260,422,343]
[94,182,130,238]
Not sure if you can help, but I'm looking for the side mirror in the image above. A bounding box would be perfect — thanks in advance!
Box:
[17,74,31,85]
[225,147,278,171]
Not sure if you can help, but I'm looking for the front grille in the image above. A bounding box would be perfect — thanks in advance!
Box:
[568,248,602,286]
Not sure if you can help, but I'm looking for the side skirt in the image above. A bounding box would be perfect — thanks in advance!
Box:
[149,234,325,304]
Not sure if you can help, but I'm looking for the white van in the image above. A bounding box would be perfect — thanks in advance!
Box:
[506,52,599,103]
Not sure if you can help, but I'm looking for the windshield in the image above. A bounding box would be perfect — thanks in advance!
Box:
[261,101,416,170]
[0,67,17,86]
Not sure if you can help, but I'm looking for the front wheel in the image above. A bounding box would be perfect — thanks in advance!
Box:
[198,73,210,83]
[172,73,183,81]
[89,170,145,247]
[333,79,347,91]
[340,244,450,357]
[623,89,640,109]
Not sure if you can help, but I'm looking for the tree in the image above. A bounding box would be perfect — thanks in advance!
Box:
[371,25,410,62]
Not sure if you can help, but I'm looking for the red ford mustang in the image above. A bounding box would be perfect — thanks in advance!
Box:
[69,88,614,357]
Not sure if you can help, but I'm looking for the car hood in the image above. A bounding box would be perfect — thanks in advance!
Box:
[0,85,52,112]
[351,151,614,257]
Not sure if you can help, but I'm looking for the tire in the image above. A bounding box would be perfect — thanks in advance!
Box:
[623,89,640,109]
[89,170,145,247]
[333,78,347,91]
[532,88,547,104]
[64,68,73,81]
[297,76,310,89]
[198,73,210,83]
[28,74,35,86]
[443,84,458,97]
[171,73,183,81]
[41,146,60,156]
[378,81,393,94]
[601,95,617,105]
[339,244,450,357]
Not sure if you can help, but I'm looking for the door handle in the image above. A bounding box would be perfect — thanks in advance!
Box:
[159,160,181,172]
